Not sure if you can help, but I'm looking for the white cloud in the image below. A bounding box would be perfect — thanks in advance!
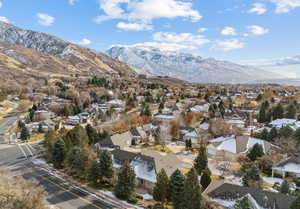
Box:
[78,38,92,45]
[129,42,197,51]
[116,22,152,31]
[95,0,202,30]
[69,0,77,5]
[0,16,10,23]
[0,1,2,8]
[221,26,237,36]
[269,0,300,13]
[37,13,55,26]
[248,3,267,15]
[198,27,207,33]
[247,25,269,35]
[153,32,209,46]
[211,39,245,51]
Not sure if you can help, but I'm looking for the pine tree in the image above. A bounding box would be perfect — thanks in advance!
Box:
[183,168,202,209]
[294,128,300,142]
[260,128,269,141]
[114,161,136,200]
[193,146,208,175]
[85,124,98,145]
[65,146,88,176]
[285,103,296,119]
[99,150,114,182]
[63,125,89,149]
[268,127,278,141]
[290,194,300,209]
[52,139,66,169]
[247,143,264,161]
[258,104,266,123]
[273,103,284,120]
[20,126,30,141]
[242,166,261,187]
[169,169,185,209]
[279,126,294,138]
[88,159,102,186]
[280,180,290,194]
[153,169,169,205]
[200,169,211,190]
[38,123,44,133]
[234,197,251,209]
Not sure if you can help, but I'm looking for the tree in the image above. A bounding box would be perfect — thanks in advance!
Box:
[285,103,296,119]
[170,120,180,140]
[85,124,98,145]
[194,146,208,175]
[65,146,88,176]
[279,126,294,139]
[169,169,185,209]
[273,103,284,120]
[290,194,300,209]
[247,143,264,161]
[260,128,269,141]
[200,169,211,190]
[52,139,66,169]
[99,150,114,182]
[268,127,278,141]
[242,166,261,188]
[258,104,267,123]
[280,180,290,194]
[63,125,89,150]
[294,128,300,142]
[20,126,30,141]
[234,197,251,209]
[38,123,44,133]
[88,159,102,186]
[153,169,169,205]
[183,168,202,209]
[114,161,136,200]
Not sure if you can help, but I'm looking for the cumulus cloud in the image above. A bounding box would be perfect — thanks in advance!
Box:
[0,16,10,23]
[129,42,198,51]
[78,38,92,45]
[247,25,269,35]
[153,32,209,46]
[37,13,55,26]
[269,0,300,13]
[116,22,152,31]
[248,3,267,15]
[221,27,237,36]
[95,0,202,30]
[211,39,245,51]
[198,27,207,33]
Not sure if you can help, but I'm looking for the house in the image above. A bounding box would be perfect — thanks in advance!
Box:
[207,135,273,161]
[111,132,132,149]
[203,181,295,209]
[180,127,200,144]
[111,149,156,192]
[272,157,300,178]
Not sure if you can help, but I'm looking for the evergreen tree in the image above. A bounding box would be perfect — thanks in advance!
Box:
[279,126,294,138]
[260,128,269,141]
[234,197,251,209]
[114,161,136,200]
[290,194,300,209]
[52,139,66,169]
[247,143,264,161]
[169,169,185,209]
[193,146,208,175]
[65,146,88,176]
[85,124,98,145]
[294,128,300,142]
[200,169,211,190]
[258,104,267,123]
[153,169,169,205]
[88,159,102,186]
[273,103,284,120]
[268,127,278,141]
[18,120,25,129]
[285,103,296,119]
[99,150,114,182]
[183,168,202,209]
[280,180,290,194]
[38,123,44,133]
[63,125,89,150]
[242,166,261,187]
[20,126,30,141]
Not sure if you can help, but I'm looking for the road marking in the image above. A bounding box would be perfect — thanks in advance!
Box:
[18,144,27,158]
[24,144,34,156]
[27,143,35,154]
[34,170,105,209]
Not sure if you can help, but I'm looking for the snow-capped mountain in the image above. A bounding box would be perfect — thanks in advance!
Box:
[107,45,283,84]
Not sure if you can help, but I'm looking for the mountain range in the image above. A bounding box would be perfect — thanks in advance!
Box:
[107,45,284,84]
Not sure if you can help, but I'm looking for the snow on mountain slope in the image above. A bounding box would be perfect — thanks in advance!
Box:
[107,45,284,84]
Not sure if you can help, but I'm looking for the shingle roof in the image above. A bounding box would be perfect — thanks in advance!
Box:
[208,183,294,209]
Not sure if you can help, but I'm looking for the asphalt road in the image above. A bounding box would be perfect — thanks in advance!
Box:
[0,111,20,143]
[0,144,119,209]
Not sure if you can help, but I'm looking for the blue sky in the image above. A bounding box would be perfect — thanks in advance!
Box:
[0,0,299,63]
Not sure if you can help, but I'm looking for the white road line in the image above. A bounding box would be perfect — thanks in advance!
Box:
[24,144,34,156]
[18,144,27,159]
[27,143,35,155]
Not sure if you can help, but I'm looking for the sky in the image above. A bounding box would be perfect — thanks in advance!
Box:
[0,0,299,63]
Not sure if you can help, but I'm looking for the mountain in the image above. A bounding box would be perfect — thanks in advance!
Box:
[107,45,284,84]
[0,21,135,86]
[241,56,300,79]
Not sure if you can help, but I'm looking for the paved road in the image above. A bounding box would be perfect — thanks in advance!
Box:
[0,111,20,143]
[0,144,119,209]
